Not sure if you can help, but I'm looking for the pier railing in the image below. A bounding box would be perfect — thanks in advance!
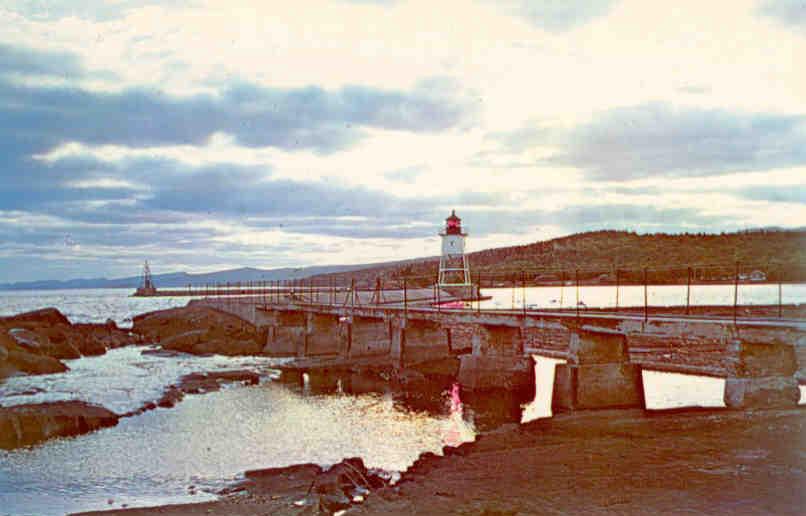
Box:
[140,260,806,322]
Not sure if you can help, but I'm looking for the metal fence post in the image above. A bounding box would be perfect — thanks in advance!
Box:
[575,269,580,319]
[522,270,527,316]
[686,266,692,315]
[778,265,783,319]
[643,267,648,322]
[733,261,739,325]
[403,277,408,319]
[559,270,565,308]
[436,281,441,313]
[476,271,481,315]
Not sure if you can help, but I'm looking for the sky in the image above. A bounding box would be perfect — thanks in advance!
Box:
[0,0,804,282]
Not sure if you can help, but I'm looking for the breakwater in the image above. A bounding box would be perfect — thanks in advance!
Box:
[195,295,806,412]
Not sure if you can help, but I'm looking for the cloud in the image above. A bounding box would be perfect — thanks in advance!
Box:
[0,43,85,77]
[757,0,806,29]
[2,1,191,21]
[0,44,474,163]
[737,185,806,204]
[487,123,554,153]
[489,0,617,31]
[547,103,806,180]
[384,165,426,182]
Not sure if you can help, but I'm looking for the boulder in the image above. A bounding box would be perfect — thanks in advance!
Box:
[161,330,205,353]
[0,307,71,327]
[7,328,50,352]
[193,338,262,356]
[0,401,118,450]
[132,305,262,356]
[6,349,68,375]
[31,326,82,359]
[73,334,107,356]
[178,371,260,394]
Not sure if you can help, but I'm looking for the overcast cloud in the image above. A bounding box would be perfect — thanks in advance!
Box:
[0,0,804,282]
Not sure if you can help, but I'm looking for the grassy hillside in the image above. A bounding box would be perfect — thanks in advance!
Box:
[309,229,806,287]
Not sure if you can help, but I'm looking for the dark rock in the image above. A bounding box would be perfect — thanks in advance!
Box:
[74,335,107,356]
[193,337,262,356]
[8,328,49,352]
[161,330,205,353]
[0,400,118,450]
[0,307,71,327]
[132,305,263,356]
[6,349,68,375]
[318,491,351,512]
[245,463,323,480]
[178,371,260,394]
[157,386,184,408]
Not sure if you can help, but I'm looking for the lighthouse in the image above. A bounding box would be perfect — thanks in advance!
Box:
[438,210,471,287]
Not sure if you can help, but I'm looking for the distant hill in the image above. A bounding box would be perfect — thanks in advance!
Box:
[5,228,804,291]
[0,261,423,291]
[309,229,806,286]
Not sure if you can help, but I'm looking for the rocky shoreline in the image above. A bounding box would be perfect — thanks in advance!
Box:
[4,303,805,515]
[1,308,141,379]
[70,407,805,516]
[1,305,272,449]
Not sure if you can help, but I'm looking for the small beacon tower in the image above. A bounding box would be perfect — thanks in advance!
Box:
[134,260,157,296]
[438,210,471,288]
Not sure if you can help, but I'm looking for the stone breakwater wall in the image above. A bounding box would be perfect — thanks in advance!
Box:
[192,297,805,410]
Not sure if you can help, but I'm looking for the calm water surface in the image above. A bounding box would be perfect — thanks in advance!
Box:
[0,288,802,515]
[482,283,806,310]
[0,348,474,516]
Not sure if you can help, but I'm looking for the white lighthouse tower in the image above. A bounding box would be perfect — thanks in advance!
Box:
[438,210,471,287]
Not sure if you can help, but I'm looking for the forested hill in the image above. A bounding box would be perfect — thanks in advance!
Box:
[310,229,806,286]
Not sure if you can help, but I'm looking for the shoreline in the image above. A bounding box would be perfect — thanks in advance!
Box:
[71,406,805,516]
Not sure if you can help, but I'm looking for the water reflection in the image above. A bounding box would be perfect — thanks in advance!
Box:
[480,283,806,310]
[0,379,475,516]
[522,356,567,423]
[642,370,726,409]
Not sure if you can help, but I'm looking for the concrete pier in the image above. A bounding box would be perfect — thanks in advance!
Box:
[553,329,644,411]
[723,339,800,408]
[194,296,805,412]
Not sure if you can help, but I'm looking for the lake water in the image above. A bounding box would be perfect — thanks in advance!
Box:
[0,346,475,516]
[0,288,198,327]
[0,289,476,516]
[481,283,806,310]
[0,288,802,515]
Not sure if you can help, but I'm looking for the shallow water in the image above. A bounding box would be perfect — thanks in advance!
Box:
[0,346,286,414]
[0,371,474,516]
[1,288,802,515]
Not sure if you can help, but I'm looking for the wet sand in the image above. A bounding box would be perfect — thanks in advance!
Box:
[74,407,805,516]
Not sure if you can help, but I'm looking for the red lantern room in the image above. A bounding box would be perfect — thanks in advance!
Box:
[444,209,465,235]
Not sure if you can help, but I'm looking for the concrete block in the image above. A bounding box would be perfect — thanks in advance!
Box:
[724,376,800,409]
[574,363,644,410]
[728,340,797,378]
[402,319,450,366]
[276,311,306,327]
[263,326,305,357]
[569,330,628,365]
[306,313,340,356]
[349,316,390,357]
[473,325,521,356]
[552,363,576,412]
[458,355,534,398]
